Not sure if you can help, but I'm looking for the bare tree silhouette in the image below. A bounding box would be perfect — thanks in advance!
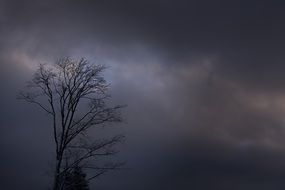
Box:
[18,58,125,190]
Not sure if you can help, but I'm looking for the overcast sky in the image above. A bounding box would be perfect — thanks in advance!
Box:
[2,0,285,189]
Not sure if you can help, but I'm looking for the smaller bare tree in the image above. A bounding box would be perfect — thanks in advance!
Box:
[19,58,125,190]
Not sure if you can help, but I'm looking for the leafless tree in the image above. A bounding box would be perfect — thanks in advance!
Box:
[18,58,125,190]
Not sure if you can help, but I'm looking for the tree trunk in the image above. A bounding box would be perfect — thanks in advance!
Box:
[53,157,62,190]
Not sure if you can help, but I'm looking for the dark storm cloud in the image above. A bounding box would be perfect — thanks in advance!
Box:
[2,0,285,189]
[3,0,285,89]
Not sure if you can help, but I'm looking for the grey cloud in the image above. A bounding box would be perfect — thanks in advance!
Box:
[1,0,285,189]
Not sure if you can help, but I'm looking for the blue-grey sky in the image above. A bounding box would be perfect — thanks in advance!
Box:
[2,0,285,189]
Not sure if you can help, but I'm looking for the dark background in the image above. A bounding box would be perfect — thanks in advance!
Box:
[1,0,285,189]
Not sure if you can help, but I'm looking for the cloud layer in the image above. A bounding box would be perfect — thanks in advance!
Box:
[1,0,285,189]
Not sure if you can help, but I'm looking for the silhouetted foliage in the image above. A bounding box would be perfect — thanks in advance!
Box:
[64,165,89,190]
[19,58,125,190]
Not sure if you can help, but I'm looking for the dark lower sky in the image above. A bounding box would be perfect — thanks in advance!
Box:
[1,0,285,189]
